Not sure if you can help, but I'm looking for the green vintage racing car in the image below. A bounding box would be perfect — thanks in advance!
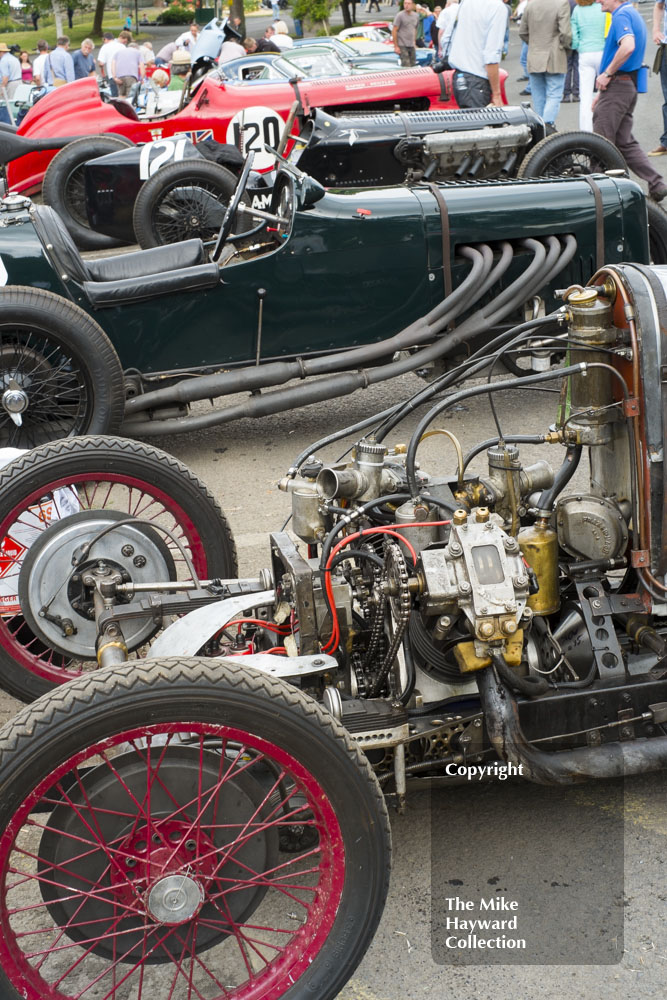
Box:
[0,153,655,447]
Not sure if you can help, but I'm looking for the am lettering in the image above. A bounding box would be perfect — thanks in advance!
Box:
[479,897,518,911]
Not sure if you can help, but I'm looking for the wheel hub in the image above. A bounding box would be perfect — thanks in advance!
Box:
[146,874,205,925]
[2,381,28,427]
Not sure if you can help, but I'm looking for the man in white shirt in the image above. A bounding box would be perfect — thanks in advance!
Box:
[98,31,123,96]
[175,23,200,55]
[446,0,507,107]
[32,39,51,87]
[436,1,458,57]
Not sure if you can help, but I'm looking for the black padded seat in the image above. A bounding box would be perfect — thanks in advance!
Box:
[86,241,206,281]
[32,204,220,306]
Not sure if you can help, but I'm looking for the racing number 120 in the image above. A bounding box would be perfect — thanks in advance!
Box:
[232,118,281,154]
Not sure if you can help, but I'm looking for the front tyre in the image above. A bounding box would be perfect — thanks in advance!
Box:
[132,159,245,248]
[0,657,391,1000]
[517,130,626,178]
[0,436,237,701]
[0,287,124,448]
[42,134,135,250]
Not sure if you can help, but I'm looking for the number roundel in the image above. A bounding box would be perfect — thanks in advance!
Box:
[226,106,284,171]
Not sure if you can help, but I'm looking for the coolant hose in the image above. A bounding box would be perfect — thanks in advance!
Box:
[477,666,667,785]
[535,445,582,514]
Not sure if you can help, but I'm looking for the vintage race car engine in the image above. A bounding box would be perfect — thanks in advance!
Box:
[291,106,546,186]
[8,263,667,811]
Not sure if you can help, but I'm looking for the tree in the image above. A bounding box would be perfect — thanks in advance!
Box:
[92,0,106,38]
[292,0,337,32]
[339,1,358,29]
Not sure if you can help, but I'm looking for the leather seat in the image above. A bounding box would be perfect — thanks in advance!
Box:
[32,204,220,306]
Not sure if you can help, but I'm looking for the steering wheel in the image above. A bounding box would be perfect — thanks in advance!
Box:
[211,150,255,262]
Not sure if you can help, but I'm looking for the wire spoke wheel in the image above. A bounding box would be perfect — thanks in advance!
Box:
[42,135,134,250]
[62,163,89,229]
[0,658,391,1000]
[151,180,228,243]
[0,437,236,701]
[0,327,91,449]
[132,160,247,249]
[517,130,627,180]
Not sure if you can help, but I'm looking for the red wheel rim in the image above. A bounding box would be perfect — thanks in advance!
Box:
[0,721,345,999]
[0,472,212,688]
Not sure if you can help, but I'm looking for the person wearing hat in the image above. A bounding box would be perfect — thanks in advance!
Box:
[0,42,21,99]
[168,49,191,89]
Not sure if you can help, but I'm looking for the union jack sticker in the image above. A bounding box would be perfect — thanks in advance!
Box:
[174,129,215,143]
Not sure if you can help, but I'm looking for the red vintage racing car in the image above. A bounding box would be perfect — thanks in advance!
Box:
[8,59,506,194]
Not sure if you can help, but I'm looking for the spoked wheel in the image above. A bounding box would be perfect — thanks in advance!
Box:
[0,288,124,449]
[0,657,391,1000]
[517,130,627,178]
[42,135,135,250]
[132,160,250,249]
[0,436,237,702]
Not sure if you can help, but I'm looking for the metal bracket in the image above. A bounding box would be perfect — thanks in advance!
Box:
[622,397,640,418]
[630,550,650,568]
[574,580,627,680]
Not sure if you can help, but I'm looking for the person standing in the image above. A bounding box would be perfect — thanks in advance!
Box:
[393,0,420,68]
[519,0,571,127]
[32,39,51,87]
[651,0,667,154]
[19,51,33,82]
[272,21,294,49]
[0,43,21,99]
[563,0,580,101]
[594,0,667,200]
[48,36,74,86]
[174,23,200,54]
[110,31,143,97]
[72,39,96,80]
[444,0,507,107]
[571,0,606,130]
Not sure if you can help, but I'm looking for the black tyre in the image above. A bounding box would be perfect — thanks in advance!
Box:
[0,657,391,1000]
[647,200,667,264]
[0,435,237,702]
[517,130,627,178]
[42,134,135,250]
[0,286,124,449]
[132,158,248,248]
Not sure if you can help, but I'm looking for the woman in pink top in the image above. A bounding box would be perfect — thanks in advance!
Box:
[19,51,33,83]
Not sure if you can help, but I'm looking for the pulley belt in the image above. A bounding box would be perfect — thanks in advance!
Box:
[583,175,605,270]
[426,182,452,299]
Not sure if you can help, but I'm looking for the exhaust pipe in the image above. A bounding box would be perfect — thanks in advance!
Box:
[476,666,667,785]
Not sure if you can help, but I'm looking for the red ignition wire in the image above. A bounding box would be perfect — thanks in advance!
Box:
[224,617,290,635]
[322,521,450,653]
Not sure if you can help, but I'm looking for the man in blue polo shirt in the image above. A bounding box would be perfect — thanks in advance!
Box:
[593,0,667,201]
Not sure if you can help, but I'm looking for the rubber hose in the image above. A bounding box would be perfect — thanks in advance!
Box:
[535,445,582,513]
[491,650,549,698]
[404,363,586,497]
